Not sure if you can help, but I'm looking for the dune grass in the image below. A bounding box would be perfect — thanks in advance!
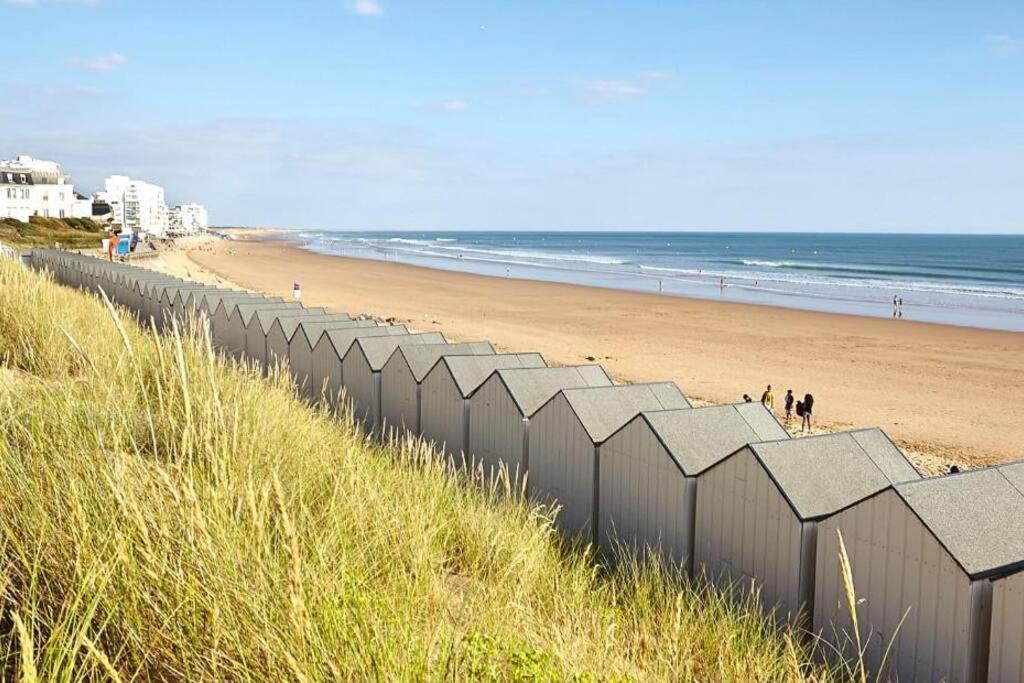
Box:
[0,259,842,680]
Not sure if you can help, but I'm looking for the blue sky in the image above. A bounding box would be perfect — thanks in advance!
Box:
[3,0,1022,232]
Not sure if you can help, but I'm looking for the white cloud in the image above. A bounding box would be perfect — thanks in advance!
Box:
[419,99,469,112]
[66,53,126,71]
[983,34,1019,56]
[579,70,672,104]
[351,0,382,16]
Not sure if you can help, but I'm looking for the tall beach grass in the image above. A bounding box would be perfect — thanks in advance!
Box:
[0,260,844,680]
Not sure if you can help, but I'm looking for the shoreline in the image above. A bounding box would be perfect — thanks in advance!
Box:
[156,232,1024,473]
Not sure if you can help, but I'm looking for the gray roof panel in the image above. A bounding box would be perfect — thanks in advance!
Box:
[397,342,496,381]
[271,311,350,340]
[895,463,1024,578]
[349,332,448,370]
[751,429,921,521]
[252,307,327,334]
[560,382,690,443]
[319,325,409,358]
[444,354,548,397]
[642,403,789,475]
[494,365,612,417]
[231,301,303,325]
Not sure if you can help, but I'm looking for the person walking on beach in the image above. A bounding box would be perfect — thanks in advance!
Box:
[107,230,120,262]
[761,385,774,412]
[801,393,814,432]
[784,389,794,425]
[898,296,904,319]
[893,295,899,319]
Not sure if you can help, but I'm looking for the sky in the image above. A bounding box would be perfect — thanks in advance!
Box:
[2,0,1022,233]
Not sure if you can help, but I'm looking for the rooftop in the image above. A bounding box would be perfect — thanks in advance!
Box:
[558,382,690,443]
[442,353,547,397]
[493,365,612,417]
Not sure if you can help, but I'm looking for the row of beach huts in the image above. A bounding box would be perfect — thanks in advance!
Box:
[27,248,1024,683]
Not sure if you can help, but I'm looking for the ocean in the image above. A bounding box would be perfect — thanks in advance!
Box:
[282,231,1024,332]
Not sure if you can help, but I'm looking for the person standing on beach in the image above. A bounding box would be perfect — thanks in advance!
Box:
[898,296,904,319]
[761,385,774,412]
[784,389,794,424]
[893,295,899,319]
[107,230,120,262]
[801,393,814,432]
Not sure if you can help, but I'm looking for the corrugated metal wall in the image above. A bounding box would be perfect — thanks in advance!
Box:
[467,375,526,476]
[694,447,804,620]
[380,360,419,436]
[598,417,695,570]
[527,394,596,538]
[341,351,377,428]
[815,489,976,683]
[991,573,1024,683]
[419,368,467,459]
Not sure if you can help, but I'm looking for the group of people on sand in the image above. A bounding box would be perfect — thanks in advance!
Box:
[743,385,814,433]
[892,294,905,319]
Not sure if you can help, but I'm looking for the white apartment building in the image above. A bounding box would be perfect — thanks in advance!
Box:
[97,175,168,236]
[167,202,209,235]
[0,155,92,221]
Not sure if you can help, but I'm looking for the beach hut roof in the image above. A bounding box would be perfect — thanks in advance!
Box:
[640,403,789,476]
[397,342,495,381]
[350,332,447,370]
[557,382,691,443]
[319,325,409,357]
[208,292,274,312]
[444,353,547,397]
[252,307,327,334]
[749,428,920,521]
[894,462,1024,579]
[270,311,348,340]
[231,301,302,325]
[492,365,612,417]
[296,316,374,343]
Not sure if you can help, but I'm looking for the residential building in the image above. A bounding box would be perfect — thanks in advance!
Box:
[97,175,168,236]
[0,155,89,221]
[167,202,209,235]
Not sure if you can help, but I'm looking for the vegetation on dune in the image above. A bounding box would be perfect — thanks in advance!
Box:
[0,216,105,249]
[0,260,847,680]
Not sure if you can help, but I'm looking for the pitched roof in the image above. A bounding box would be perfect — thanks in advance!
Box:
[493,365,612,417]
[317,325,409,358]
[231,301,303,325]
[349,332,448,370]
[748,429,919,521]
[640,402,789,475]
[895,462,1024,579]
[208,292,276,312]
[558,382,690,443]
[395,341,495,381]
[251,307,327,334]
[295,317,376,346]
[271,311,350,340]
[443,354,547,397]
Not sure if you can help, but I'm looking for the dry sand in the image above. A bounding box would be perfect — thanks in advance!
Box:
[155,234,1024,476]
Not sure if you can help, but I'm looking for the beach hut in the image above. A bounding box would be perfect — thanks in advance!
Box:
[466,365,612,476]
[140,278,187,326]
[264,311,349,375]
[597,403,788,571]
[309,325,409,407]
[379,341,496,437]
[174,286,225,329]
[419,353,547,460]
[209,296,280,355]
[527,382,691,540]
[815,462,1024,683]
[157,284,212,331]
[288,317,376,396]
[340,332,448,430]
[245,306,326,371]
[694,428,920,625]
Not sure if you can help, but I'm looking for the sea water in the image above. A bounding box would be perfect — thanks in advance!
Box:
[284,231,1024,332]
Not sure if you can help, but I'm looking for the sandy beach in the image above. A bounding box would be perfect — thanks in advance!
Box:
[158,232,1023,474]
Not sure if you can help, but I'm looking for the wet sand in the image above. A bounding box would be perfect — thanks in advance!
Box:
[168,234,1024,474]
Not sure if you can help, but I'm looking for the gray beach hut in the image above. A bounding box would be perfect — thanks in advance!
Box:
[597,403,788,570]
[223,301,302,361]
[467,365,612,477]
[340,332,448,430]
[694,429,920,625]
[265,311,349,374]
[245,306,326,371]
[289,317,376,397]
[379,341,496,437]
[419,353,547,460]
[209,294,278,350]
[815,462,1024,683]
[309,325,409,407]
[527,382,691,540]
